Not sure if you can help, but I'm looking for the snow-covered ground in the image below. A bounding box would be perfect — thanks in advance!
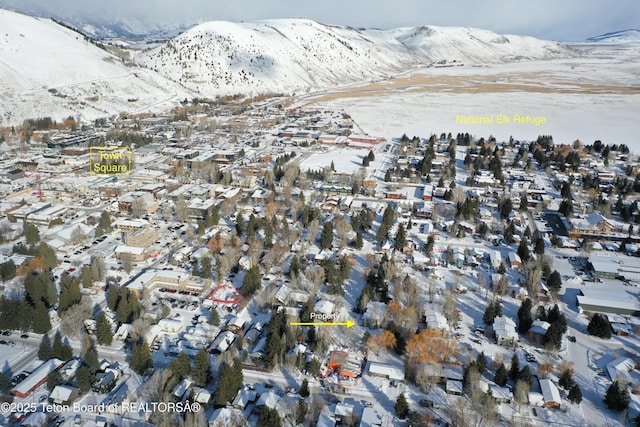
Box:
[310,51,640,150]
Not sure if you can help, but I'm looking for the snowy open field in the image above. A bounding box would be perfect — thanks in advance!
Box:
[307,52,640,151]
[298,146,370,174]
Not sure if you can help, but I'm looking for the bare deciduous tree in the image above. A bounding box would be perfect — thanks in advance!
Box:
[334,215,353,248]
[175,197,190,222]
[59,296,93,340]
[307,219,320,245]
[130,197,147,218]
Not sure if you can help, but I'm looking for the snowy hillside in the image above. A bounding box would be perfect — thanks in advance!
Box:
[0,9,193,125]
[586,29,640,43]
[0,0,190,38]
[137,19,575,96]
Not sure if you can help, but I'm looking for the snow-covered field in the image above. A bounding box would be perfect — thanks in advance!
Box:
[309,50,640,150]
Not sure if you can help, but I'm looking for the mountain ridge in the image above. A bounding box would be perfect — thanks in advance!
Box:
[136,19,575,97]
[0,8,583,125]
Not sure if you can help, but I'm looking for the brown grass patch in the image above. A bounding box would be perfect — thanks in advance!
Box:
[314,70,640,102]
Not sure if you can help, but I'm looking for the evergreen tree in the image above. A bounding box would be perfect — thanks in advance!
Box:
[384,170,391,182]
[215,359,243,406]
[241,265,262,297]
[170,351,191,380]
[517,298,534,334]
[483,300,501,325]
[568,384,583,404]
[517,239,530,263]
[208,308,220,326]
[424,234,435,256]
[83,340,100,375]
[382,205,394,229]
[587,313,611,339]
[38,334,52,360]
[547,270,562,291]
[355,231,363,249]
[376,223,388,245]
[47,370,62,391]
[235,214,245,236]
[518,365,533,386]
[130,339,153,375]
[32,301,51,334]
[96,312,113,346]
[265,311,287,369]
[200,256,212,279]
[494,363,508,386]
[24,223,40,245]
[52,332,72,361]
[0,371,11,393]
[257,407,282,427]
[509,353,520,381]
[395,393,410,419]
[559,370,575,390]
[320,221,333,250]
[300,378,310,397]
[106,284,119,311]
[98,210,112,232]
[59,275,82,313]
[604,380,630,411]
[295,400,308,425]
[367,150,375,161]
[76,365,92,392]
[0,260,16,282]
[192,349,212,387]
[394,223,406,251]
[534,237,545,255]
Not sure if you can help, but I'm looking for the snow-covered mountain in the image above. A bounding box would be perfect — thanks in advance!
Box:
[0,8,578,125]
[586,29,640,43]
[0,9,193,125]
[0,0,190,39]
[137,19,574,96]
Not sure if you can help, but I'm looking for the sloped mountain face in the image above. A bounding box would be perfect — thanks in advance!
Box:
[0,9,576,124]
[0,0,190,38]
[0,9,193,125]
[586,29,640,43]
[137,19,575,96]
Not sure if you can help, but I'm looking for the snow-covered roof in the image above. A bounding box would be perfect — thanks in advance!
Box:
[607,357,637,383]
[49,384,78,403]
[368,362,404,381]
[256,390,280,408]
[539,378,561,404]
[493,316,518,340]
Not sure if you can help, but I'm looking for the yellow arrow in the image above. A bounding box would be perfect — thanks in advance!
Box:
[290,319,355,328]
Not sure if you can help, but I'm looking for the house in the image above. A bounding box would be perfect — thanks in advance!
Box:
[49,385,80,405]
[92,371,116,393]
[539,378,562,409]
[362,302,386,328]
[424,304,449,333]
[367,362,404,382]
[11,358,64,398]
[606,357,638,385]
[422,184,434,201]
[335,402,355,423]
[359,407,383,427]
[208,407,247,427]
[232,388,257,409]
[446,380,463,395]
[508,252,522,268]
[255,390,280,409]
[492,316,519,346]
[172,378,193,401]
[528,320,550,347]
